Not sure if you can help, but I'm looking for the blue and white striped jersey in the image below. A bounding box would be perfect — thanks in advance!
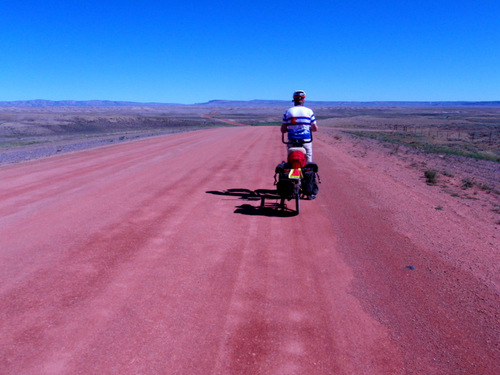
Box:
[282,106,317,140]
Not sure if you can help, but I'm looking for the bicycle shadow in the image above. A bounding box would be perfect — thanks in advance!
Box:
[206,188,297,217]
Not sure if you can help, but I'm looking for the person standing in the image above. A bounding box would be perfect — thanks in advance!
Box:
[281,90,318,162]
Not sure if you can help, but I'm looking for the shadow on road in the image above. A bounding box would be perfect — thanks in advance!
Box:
[206,188,297,217]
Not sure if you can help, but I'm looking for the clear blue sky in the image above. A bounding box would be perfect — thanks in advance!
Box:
[1,1,499,103]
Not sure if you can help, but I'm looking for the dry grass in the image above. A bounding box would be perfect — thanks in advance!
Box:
[317,107,500,162]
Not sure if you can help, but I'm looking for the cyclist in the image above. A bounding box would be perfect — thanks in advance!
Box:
[281,90,318,163]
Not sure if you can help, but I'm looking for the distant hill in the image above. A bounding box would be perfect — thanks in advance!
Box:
[195,100,500,107]
[0,100,183,107]
[1,99,499,108]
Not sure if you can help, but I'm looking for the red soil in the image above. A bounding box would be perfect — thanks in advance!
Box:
[0,126,498,374]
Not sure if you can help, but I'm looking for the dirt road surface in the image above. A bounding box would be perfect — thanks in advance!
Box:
[1,126,498,374]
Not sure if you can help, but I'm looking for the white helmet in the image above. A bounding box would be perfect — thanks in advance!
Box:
[293,90,306,101]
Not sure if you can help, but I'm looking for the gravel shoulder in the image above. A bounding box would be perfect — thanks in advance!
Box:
[0,129,200,166]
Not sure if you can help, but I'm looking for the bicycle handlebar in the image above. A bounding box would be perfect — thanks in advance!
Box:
[282,131,313,145]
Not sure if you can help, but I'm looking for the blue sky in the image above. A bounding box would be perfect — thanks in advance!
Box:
[1,1,499,103]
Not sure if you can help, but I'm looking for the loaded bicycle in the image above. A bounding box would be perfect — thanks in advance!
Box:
[274,132,319,214]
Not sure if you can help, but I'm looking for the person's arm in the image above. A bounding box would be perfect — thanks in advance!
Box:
[310,110,318,132]
[281,111,289,133]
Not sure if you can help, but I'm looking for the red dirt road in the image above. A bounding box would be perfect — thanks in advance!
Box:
[1,126,498,374]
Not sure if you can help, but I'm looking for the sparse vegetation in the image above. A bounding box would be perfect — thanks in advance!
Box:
[333,107,499,163]
[479,183,493,192]
[322,106,499,214]
[425,169,438,184]
[345,130,499,162]
[462,178,474,189]
[478,151,498,162]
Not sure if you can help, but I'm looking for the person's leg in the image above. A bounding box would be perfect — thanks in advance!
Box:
[303,143,313,163]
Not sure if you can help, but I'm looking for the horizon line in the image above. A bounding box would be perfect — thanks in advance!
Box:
[1,99,499,107]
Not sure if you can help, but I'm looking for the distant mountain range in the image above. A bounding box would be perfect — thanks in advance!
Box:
[0,99,499,107]
[197,100,500,107]
[0,100,181,107]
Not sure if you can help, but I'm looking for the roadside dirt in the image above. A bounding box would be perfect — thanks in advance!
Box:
[0,126,498,374]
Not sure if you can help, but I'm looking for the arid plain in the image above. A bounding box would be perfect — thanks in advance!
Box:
[1,104,499,374]
[1,104,498,207]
